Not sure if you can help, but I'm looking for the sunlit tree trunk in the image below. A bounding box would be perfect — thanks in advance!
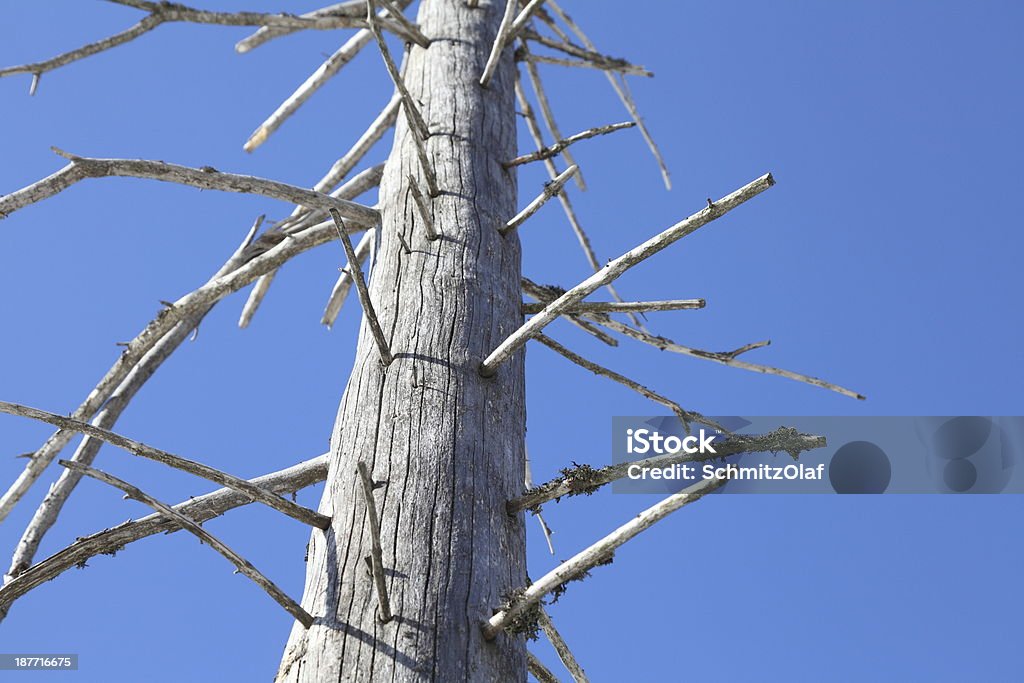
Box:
[277,1,527,680]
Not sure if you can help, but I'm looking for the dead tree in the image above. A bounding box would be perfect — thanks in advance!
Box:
[0,1,862,680]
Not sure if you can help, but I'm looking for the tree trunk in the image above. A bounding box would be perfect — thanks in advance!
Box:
[277,1,526,680]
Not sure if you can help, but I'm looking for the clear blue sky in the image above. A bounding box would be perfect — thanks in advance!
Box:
[1,1,1022,680]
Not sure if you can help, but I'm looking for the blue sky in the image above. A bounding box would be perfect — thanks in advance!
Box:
[1,1,1022,681]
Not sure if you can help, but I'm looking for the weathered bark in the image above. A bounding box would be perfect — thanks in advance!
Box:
[277,1,526,680]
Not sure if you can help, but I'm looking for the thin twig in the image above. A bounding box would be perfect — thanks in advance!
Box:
[513,76,642,328]
[60,460,314,628]
[367,1,439,197]
[0,455,326,619]
[504,122,634,168]
[587,313,866,400]
[528,652,561,683]
[0,151,380,228]
[521,283,618,347]
[484,477,723,639]
[356,462,393,623]
[0,401,330,529]
[522,299,704,314]
[502,165,578,235]
[240,95,395,327]
[522,46,585,190]
[525,447,554,555]
[533,335,722,432]
[522,28,648,77]
[520,52,652,78]
[508,427,825,513]
[480,0,519,87]
[3,215,270,579]
[539,608,588,683]
[480,173,775,376]
[408,175,439,240]
[543,2,672,189]
[330,210,393,366]
[322,230,374,328]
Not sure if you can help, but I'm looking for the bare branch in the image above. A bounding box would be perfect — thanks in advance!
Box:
[522,28,649,78]
[241,1,411,151]
[0,152,380,228]
[522,299,704,315]
[408,175,439,240]
[0,1,399,84]
[513,76,642,328]
[1,455,326,618]
[480,173,775,376]
[533,335,721,432]
[5,216,269,578]
[60,460,314,628]
[502,165,578,235]
[322,229,374,328]
[539,608,589,683]
[237,271,276,330]
[240,94,394,327]
[504,122,634,168]
[330,210,394,366]
[522,46,586,190]
[519,51,653,78]
[0,401,331,530]
[356,462,393,623]
[480,0,520,87]
[484,477,723,639]
[368,1,429,142]
[543,1,672,189]
[377,0,431,48]
[587,314,866,400]
[508,426,826,514]
[510,0,548,37]
[0,217,352,526]
[235,1,368,53]
[528,652,561,683]
[521,283,618,347]
[525,447,554,555]
[367,1,439,196]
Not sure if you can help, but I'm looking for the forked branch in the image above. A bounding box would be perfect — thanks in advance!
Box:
[0,455,327,618]
[0,401,331,529]
[60,460,314,628]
